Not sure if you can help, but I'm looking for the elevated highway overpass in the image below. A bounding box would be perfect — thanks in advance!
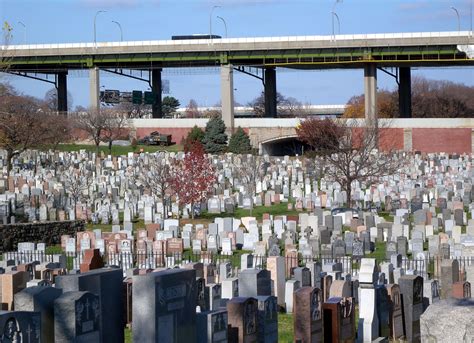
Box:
[2,31,474,127]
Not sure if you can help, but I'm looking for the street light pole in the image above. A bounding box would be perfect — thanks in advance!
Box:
[112,20,123,41]
[332,0,342,40]
[451,6,460,32]
[94,10,106,47]
[217,16,228,38]
[209,5,221,41]
[332,12,341,35]
[17,21,26,44]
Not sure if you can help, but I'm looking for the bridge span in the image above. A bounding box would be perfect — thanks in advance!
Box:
[2,31,474,126]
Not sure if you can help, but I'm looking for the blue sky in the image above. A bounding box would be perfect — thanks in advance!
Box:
[1,0,473,109]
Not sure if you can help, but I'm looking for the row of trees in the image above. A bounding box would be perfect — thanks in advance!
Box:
[344,77,474,118]
[0,83,133,173]
[182,117,253,155]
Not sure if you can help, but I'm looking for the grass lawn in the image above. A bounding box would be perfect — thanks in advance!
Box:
[125,328,132,343]
[55,143,183,156]
[278,313,294,342]
[85,218,145,233]
[365,241,387,263]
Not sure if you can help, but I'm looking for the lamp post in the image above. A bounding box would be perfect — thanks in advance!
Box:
[216,16,228,38]
[112,20,123,41]
[331,0,342,39]
[209,5,221,40]
[17,21,26,44]
[451,6,460,32]
[332,12,341,35]
[94,10,107,47]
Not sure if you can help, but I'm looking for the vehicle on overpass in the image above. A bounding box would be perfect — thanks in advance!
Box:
[171,34,221,40]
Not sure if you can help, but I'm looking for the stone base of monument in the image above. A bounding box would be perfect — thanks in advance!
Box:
[420,298,474,342]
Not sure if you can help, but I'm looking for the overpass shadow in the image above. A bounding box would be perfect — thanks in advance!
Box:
[260,136,311,156]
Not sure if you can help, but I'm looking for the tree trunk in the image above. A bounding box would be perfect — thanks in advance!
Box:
[346,185,352,208]
[108,140,113,154]
[162,198,167,220]
[191,202,194,220]
[6,150,12,177]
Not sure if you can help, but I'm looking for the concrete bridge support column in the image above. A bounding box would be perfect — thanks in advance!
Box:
[57,71,68,113]
[264,67,277,118]
[89,67,100,111]
[220,64,235,132]
[398,67,412,118]
[364,64,377,122]
[151,68,163,118]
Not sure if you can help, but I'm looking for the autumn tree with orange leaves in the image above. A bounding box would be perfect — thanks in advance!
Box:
[170,142,216,219]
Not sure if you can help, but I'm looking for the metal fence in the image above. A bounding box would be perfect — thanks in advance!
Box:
[0,250,450,279]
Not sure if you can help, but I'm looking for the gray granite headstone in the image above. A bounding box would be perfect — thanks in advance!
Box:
[399,275,424,343]
[132,268,197,343]
[54,291,100,343]
[55,268,124,343]
[238,269,271,298]
[0,310,41,342]
[196,310,228,343]
[14,286,62,343]
[256,295,278,343]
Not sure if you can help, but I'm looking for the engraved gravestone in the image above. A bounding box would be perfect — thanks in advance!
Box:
[386,284,404,340]
[227,297,258,343]
[132,269,197,343]
[14,286,62,343]
[54,291,100,342]
[196,309,228,343]
[256,296,278,343]
[399,275,424,343]
[0,310,41,343]
[55,268,124,343]
[294,287,323,343]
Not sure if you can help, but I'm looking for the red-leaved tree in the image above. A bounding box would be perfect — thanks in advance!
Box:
[170,142,216,219]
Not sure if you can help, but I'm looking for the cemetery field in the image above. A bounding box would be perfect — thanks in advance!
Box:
[55,143,183,155]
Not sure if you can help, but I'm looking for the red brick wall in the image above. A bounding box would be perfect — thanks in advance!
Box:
[379,128,404,151]
[412,128,472,154]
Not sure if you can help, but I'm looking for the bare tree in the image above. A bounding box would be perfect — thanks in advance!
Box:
[43,88,74,112]
[185,99,200,118]
[72,108,107,152]
[62,165,93,211]
[0,93,50,174]
[115,102,149,119]
[41,113,73,150]
[136,153,172,218]
[238,155,269,216]
[101,109,132,154]
[320,119,405,207]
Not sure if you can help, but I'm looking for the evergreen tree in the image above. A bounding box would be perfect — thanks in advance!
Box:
[202,117,227,154]
[183,125,205,152]
[228,127,252,154]
[161,96,180,117]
